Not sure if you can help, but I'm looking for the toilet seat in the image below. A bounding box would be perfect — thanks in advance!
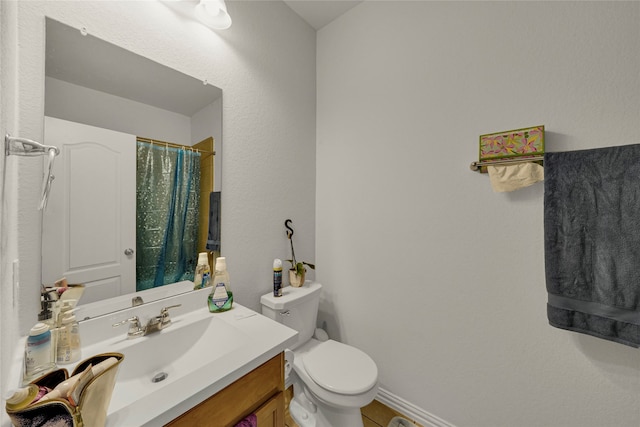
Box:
[302,340,378,395]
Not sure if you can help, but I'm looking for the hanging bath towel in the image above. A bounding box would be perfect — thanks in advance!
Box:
[544,144,640,347]
[206,191,221,251]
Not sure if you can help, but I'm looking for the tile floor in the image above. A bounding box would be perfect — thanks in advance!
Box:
[284,387,423,427]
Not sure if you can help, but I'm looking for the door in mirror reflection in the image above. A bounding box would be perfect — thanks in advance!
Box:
[42,117,136,304]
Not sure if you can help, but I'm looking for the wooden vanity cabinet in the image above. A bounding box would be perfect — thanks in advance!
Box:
[165,353,285,427]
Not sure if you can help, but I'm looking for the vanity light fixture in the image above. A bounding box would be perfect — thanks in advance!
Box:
[194,0,232,29]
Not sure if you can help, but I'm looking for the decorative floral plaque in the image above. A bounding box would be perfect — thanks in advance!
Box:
[479,125,544,162]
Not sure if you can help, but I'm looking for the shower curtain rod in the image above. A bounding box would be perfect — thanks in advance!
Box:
[137,136,215,155]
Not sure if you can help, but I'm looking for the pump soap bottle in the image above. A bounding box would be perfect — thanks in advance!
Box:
[193,252,212,290]
[208,257,233,312]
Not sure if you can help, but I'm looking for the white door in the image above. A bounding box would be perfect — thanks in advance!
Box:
[42,117,136,304]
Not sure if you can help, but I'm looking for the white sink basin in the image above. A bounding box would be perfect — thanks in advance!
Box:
[5,289,298,427]
[106,313,249,413]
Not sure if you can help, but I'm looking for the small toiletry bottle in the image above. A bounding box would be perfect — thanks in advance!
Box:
[55,320,68,365]
[56,311,80,364]
[208,257,233,312]
[66,312,81,363]
[193,252,211,290]
[52,300,73,364]
[24,323,56,383]
[4,385,40,411]
[47,300,61,329]
[273,258,283,297]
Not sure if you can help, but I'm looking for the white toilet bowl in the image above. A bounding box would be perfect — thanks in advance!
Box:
[260,283,379,427]
[288,338,378,427]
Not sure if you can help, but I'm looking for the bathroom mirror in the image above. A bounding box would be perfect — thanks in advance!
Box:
[42,18,223,318]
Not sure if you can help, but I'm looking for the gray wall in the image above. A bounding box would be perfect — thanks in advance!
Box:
[316,1,640,426]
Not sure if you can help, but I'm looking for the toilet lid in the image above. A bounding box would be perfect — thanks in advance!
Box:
[302,340,378,395]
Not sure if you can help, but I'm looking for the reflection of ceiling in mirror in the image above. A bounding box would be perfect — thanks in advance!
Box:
[45,18,222,117]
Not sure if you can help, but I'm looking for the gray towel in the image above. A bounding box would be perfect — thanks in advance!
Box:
[206,191,221,251]
[544,144,640,347]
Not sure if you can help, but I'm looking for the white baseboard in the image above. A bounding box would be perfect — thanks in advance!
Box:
[376,387,456,427]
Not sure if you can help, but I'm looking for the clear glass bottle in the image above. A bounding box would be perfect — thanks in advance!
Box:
[56,312,80,364]
[193,252,211,290]
[24,323,56,384]
[208,257,233,312]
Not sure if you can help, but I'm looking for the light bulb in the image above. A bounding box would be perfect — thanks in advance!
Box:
[195,0,232,30]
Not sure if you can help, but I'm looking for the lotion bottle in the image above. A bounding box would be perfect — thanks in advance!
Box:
[208,257,233,312]
[24,323,56,384]
[193,252,211,289]
[56,311,80,364]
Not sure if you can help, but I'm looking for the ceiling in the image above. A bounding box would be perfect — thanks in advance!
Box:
[282,0,363,30]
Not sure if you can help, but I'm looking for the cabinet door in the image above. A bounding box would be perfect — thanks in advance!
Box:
[255,392,284,427]
[165,353,284,427]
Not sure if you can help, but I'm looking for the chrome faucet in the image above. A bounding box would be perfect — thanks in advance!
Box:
[112,304,182,339]
[112,316,145,339]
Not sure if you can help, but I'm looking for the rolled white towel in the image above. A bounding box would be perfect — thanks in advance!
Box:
[487,162,544,192]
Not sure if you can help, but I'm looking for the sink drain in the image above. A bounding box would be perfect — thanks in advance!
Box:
[152,372,168,383]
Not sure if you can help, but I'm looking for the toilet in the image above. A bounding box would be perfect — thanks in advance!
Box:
[260,282,378,427]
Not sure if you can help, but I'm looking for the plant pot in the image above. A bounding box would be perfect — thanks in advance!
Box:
[289,269,305,287]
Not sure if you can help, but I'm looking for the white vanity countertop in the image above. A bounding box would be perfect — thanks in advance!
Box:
[119,304,297,426]
[5,297,297,427]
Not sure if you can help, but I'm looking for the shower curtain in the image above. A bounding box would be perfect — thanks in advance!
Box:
[136,141,201,291]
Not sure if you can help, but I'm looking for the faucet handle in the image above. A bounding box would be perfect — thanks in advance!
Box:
[112,316,140,328]
[160,304,182,327]
[160,304,182,316]
[112,316,144,338]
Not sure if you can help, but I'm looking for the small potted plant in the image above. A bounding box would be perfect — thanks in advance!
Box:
[285,219,315,287]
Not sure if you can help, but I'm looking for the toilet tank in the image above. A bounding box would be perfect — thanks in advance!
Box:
[260,282,322,350]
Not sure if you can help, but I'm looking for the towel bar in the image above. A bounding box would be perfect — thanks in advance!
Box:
[470,155,544,172]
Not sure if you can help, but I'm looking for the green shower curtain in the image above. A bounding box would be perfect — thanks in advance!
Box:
[136,141,201,291]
